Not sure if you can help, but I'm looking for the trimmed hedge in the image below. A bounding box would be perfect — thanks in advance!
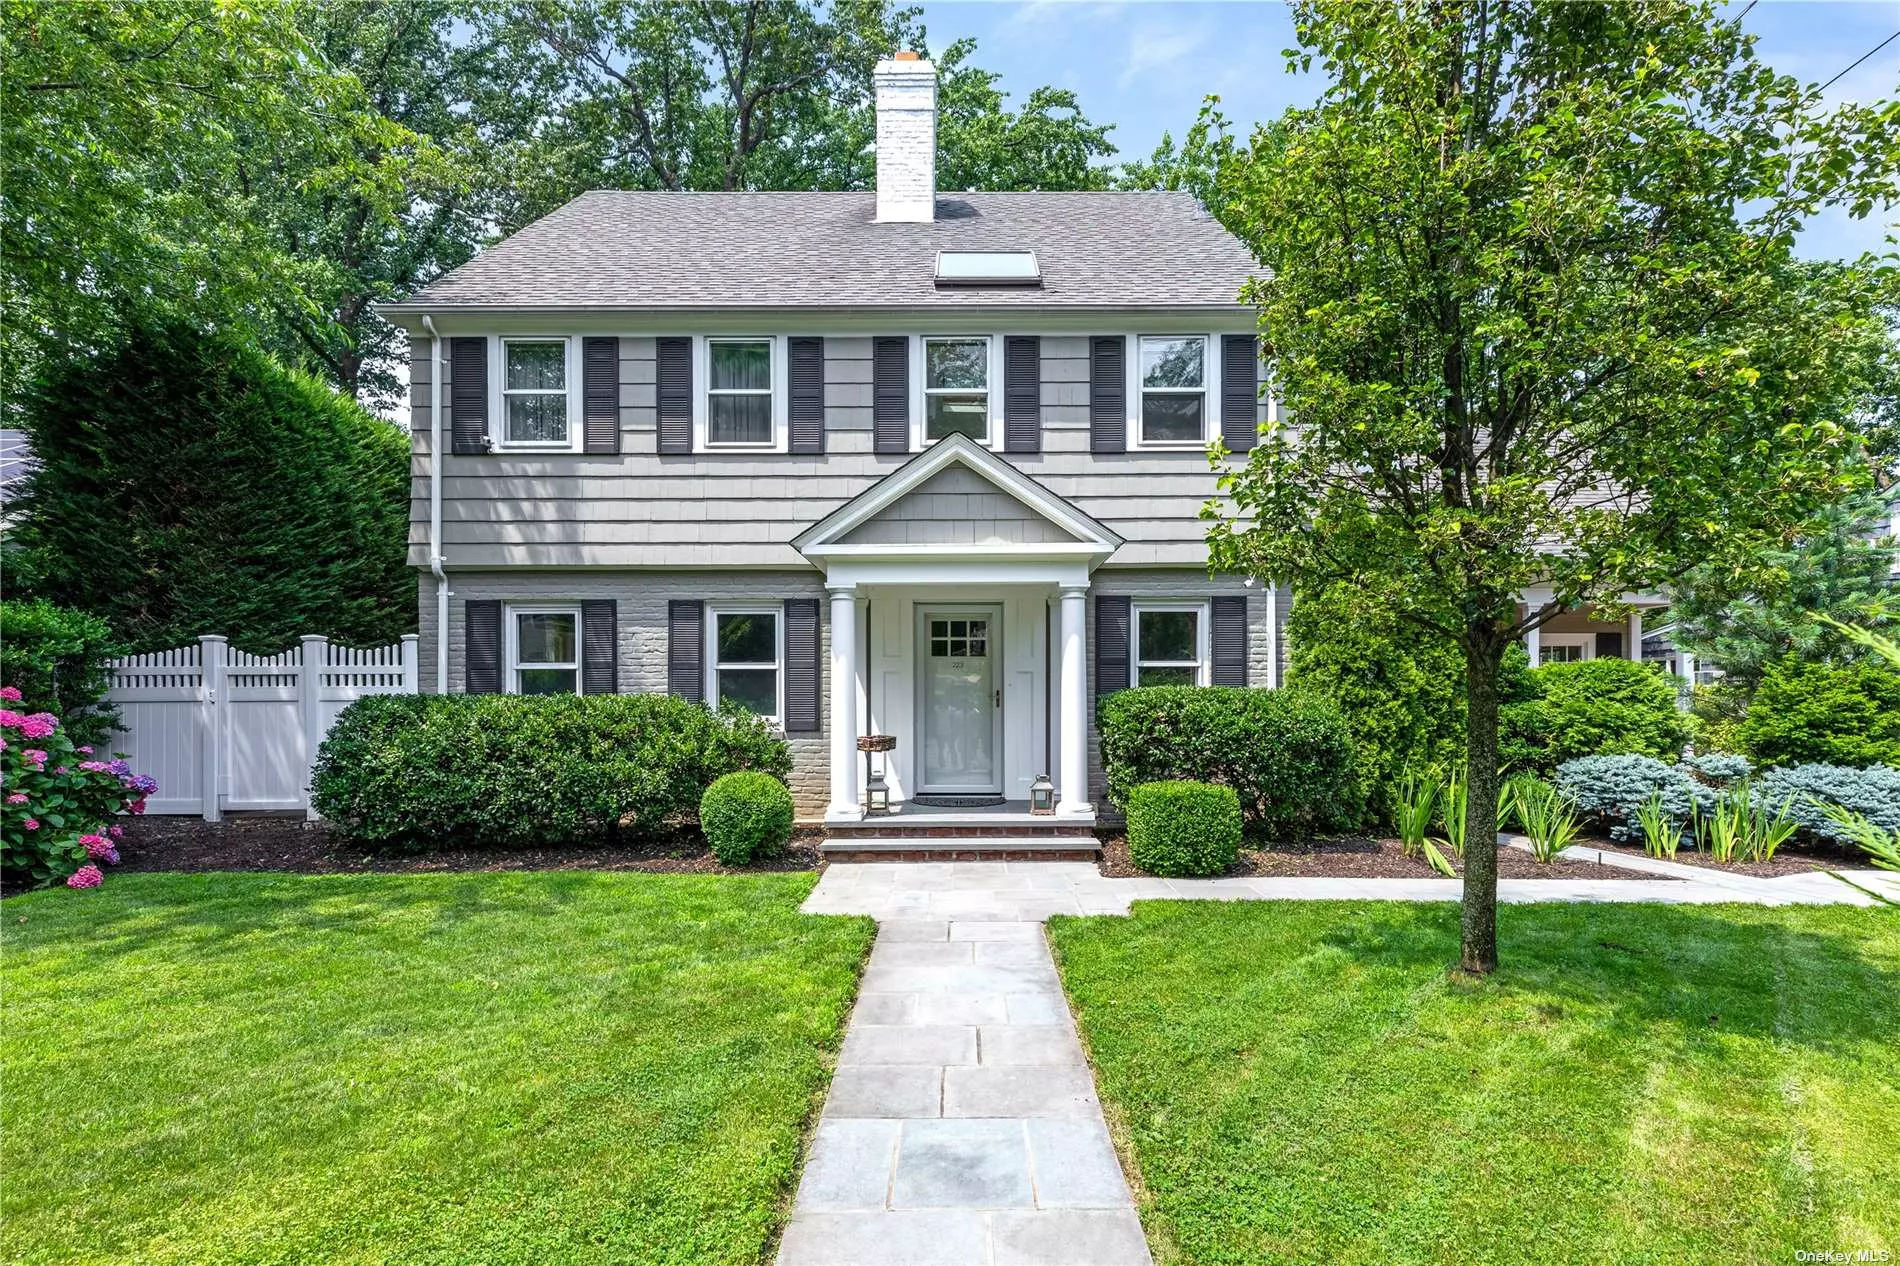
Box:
[1740,657,1900,768]
[700,771,795,866]
[0,600,122,747]
[1126,780,1242,877]
[1099,686,1357,841]
[311,694,789,849]
[1502,657,1690,775]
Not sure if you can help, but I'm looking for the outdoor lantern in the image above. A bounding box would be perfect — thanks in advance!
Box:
[1029,774,1056,815]
[866,772,890,815]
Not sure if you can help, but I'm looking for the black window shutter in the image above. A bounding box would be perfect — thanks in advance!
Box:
[1003,335,1041,453]
[581,599,618,694]
[1221,335,1260,454]
[873,336,909,454]
[783,598,820,732]
[789,337,825,455]
[1095,595,1130,696]
[1211,595,1249,687]
[1596,630,1625,660]
[465,599,501,694]
[449,338,489,454]
[582,337,620,454]
[668,599,704,701]
[657,336,692,454]
[1090,336,1126,454]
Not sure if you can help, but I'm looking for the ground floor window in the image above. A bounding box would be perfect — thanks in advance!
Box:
[709,608,782,722]
[1538,633,1593,665]
[1133,602,1208,686]
[508,606,580,694]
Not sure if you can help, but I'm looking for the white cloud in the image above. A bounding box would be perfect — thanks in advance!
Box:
[1118,18,1211,90]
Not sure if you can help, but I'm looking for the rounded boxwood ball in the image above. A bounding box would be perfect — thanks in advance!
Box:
[1125,779,1242,877]
[700,771,795,866]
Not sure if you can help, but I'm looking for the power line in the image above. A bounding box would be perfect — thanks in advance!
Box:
[1818,29,1899,94]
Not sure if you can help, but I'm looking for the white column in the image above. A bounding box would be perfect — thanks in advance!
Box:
[299,635,328,821]
[1524,623,1541,667]
[1056,587,1092,819]
[1627,611,1643,662]
[827,585,862,821]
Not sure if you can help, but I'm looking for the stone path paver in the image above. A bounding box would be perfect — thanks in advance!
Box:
[802,857,1893,922]
[777,920,1151,1266]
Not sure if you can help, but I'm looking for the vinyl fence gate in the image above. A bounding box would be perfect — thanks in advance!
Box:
[106,634,419,819]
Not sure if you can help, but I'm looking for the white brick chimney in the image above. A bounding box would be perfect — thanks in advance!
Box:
[874,51,937,223]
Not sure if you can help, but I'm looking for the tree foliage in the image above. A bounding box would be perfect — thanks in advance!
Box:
[0,0,421,401]
[1668,485,1898,693]
[1204,0,1899,969]
[11,319,414,653]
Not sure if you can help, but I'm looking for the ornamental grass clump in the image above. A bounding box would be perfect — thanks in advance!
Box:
[1514,778,1582,863]
[0,687,152,888]
[1392,772,1456,876]
[1634,791,1682,860]
[1125,780,1242,878]
[699,772,794,866]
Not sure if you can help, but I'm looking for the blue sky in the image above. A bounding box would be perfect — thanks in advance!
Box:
[917,0,1900,260]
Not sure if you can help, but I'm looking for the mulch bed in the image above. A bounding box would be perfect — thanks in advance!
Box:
[1096,834,1667,881]
[100,814,824,879]
[1569,834,1867,879]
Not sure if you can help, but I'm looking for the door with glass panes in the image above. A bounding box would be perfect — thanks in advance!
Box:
[915,606,1003,794]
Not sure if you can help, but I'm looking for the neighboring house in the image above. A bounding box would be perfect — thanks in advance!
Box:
[379,51,1661,827]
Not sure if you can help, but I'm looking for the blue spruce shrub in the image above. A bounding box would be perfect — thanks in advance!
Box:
[1554,755,1711,841]
[1752,763,1900,844]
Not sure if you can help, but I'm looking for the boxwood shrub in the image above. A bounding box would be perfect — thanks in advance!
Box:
[1098,686,1357,841]
[311,694,790,850]
[699,771,795,866]
[1125,780,1242,877]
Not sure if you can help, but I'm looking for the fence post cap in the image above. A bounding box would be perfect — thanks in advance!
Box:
[401,633,420,643]
[197,634,229,644]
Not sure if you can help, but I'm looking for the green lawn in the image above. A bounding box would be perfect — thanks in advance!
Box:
[2,871,873,1266]
[1049,901,1900,1266]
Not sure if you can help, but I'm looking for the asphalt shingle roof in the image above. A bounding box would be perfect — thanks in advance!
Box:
[396,190,1257,310]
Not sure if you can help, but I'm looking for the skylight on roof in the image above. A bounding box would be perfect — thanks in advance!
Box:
[934,251,1041,287]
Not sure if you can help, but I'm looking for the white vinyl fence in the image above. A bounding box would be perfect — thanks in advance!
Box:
[106,635,418,819]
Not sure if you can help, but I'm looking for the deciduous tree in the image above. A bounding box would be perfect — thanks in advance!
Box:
[1205,0,1899,970]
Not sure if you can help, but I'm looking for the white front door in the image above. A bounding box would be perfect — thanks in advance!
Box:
[916,606,1003,794]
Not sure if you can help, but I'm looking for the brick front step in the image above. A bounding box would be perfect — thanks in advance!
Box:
[819,835,1102,863]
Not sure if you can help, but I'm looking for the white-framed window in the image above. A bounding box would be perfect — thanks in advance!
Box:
[706,337,775,447]
[497,337,576,449]
[921,335,992,445]
[1538,633,1593,665]
[1135,335,1209,448]
[507,605,582,695]
[707,607,783,723]
[1133,602,1210,686]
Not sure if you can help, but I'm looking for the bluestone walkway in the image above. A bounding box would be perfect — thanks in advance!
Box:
[782,853,1895,1265]
[776,919,1151,1266]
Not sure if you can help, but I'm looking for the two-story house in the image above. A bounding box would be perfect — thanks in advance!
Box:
[380,51,1660,842]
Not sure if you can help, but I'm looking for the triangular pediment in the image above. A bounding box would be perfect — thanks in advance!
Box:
[793,433,1122,560]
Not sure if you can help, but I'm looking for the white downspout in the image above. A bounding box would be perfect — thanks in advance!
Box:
[421,314,449,695]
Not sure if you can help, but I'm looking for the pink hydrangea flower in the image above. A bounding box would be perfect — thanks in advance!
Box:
[128,798,146,815]
[5,793,25,805]
[66,865,103,889]
[108,825,124,838]
[0,710,22,729]
[21,818,38,831]
[0,686,20,702]
[79,761,110,773]
[23,750,47,767]
[76,745,93,754]
[80,833,112,860]
[19,714,57,740]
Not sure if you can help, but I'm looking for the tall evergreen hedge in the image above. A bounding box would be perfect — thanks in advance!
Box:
[11,319,413,652]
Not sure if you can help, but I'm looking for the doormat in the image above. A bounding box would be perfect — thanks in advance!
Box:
[911,795,1007,808]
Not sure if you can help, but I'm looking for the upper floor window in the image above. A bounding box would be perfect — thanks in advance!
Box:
[503,339,570,446]
[1138,336,1206,447]
[709,608,782,723]
[509,606,580,694]
[924,337,990,443]
[1133,603,1208,686]
[708,338,774,446]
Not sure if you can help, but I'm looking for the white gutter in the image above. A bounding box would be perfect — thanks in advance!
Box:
[421,314,449,695]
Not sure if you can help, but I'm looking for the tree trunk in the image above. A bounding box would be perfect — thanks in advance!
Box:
[1460,630,1506,973]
